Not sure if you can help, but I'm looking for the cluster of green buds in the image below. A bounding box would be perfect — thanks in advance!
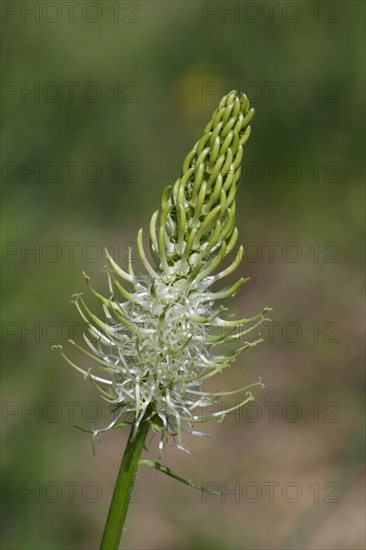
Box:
[54,90,271,456]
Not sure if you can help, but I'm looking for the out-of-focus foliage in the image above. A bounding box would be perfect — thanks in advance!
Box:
[1,2,364,549]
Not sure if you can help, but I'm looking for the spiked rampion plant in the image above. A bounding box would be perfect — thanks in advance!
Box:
[53,90,271,549]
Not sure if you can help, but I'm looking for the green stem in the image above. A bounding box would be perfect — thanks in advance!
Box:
[100,417,150,550]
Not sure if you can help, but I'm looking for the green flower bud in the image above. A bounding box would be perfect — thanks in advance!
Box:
[145,90,255,281]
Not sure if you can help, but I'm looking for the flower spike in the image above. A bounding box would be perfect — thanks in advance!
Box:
[54,90,271,456]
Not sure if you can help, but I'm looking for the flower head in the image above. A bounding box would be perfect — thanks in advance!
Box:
[54,91,271,455]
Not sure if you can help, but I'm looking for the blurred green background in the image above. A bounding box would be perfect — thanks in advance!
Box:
[1,1,364,549]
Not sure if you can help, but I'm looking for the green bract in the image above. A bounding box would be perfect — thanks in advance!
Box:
[54,90,271,456]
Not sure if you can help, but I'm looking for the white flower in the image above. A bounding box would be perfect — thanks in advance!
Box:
[54,91,271,456]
